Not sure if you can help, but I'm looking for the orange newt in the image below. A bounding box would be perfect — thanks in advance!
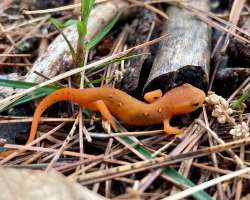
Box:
[0,83,205,157]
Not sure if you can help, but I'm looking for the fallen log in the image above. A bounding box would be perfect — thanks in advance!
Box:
[144,0,211,94]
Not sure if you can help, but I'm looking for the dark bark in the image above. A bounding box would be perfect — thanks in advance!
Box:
[214,68,250,97]
[228,16,250,66]
[121,8,156,96]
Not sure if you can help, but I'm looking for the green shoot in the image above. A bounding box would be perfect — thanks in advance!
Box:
[231,89,250,109]
[50,0,121,68]
[85,11,122,49]
[81,0,95,22]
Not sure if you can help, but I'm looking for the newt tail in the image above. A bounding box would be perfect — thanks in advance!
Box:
[28,88,100,144]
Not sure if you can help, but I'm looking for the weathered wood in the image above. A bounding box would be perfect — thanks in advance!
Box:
[144,0,211,93]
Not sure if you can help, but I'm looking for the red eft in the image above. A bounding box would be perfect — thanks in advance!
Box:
[0,83,205,157]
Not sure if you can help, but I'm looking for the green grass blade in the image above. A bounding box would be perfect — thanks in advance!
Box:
[77,21,87,39]
[85,10,122,49]
[2,91,48,111]
[88,0,95,12]
[87,0,95,19]
[64,19,78,27]
[0,79,59,112]
[81,0,95,22]
[231,89,250,109]
[0,79,59,92]
[50,17,65,29]
[81,0,85,20]
[49,18,78,28]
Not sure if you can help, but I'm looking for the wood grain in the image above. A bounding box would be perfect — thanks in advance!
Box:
[144,0,211,93]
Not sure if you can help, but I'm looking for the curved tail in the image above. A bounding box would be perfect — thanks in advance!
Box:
[0,88,82,157]
[28,88,81,143]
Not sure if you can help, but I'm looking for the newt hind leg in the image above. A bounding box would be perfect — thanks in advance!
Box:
[163,118,184,135]
[87,100,117,131]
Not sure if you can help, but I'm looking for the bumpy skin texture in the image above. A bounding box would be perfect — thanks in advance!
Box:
[0,84,205,157]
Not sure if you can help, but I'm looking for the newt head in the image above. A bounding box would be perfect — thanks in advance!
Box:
[167,83,206,116]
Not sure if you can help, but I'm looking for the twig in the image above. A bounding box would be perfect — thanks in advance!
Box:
[89,130,163,138]
[45,116,79,171]
[203,106,225,199]
[196,119,244,167]
[1,143,93,159]
[127,0,168,19]
[162,167,250,200]
[0,54,31,57]
[0,63,32,67]
[22,0,107,15]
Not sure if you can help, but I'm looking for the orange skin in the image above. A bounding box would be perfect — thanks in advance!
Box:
[0,83,205,157]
